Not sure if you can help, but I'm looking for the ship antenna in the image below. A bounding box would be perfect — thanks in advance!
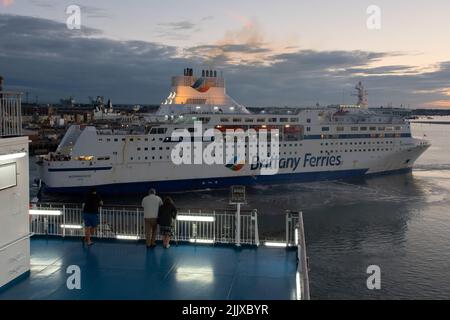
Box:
[352,81,368,108]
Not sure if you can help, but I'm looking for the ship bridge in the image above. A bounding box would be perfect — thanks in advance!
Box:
[156,68,250,116]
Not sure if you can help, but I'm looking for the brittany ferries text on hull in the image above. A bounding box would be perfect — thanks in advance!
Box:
[37,68,430,194]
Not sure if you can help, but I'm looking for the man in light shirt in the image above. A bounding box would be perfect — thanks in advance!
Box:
[141,188,162,247]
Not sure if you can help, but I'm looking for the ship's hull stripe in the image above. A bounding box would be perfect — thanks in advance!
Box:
[41,168,414,195]
[48,166,112,172]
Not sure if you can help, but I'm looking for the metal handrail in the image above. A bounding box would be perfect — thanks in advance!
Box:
[297,211,310,300]
[31,202,255,214]
[1,92,22,137]
[29,202,259,246]
[286,210,310,300]
[0,233,34,252]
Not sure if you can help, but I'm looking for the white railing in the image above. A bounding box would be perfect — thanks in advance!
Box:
[286,210,310,300]
[286,210,299,246]
[1,92,22,137]
[29,203,259,246]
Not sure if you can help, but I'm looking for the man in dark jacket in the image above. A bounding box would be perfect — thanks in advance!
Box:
[158,197,177,248]
[83,188,103,245]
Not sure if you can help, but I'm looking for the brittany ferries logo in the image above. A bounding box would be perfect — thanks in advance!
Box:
[191,78,211,93]
[225,156,245,171]
[250,154,342,171]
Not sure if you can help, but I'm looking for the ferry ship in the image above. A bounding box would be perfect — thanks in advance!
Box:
[37,68,430,194]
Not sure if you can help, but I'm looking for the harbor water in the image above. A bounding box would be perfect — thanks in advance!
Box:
[29,121,450,299]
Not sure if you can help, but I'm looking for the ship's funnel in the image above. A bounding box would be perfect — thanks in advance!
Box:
[157,69,250,114]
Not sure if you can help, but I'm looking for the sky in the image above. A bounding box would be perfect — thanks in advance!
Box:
[1,0,450,108]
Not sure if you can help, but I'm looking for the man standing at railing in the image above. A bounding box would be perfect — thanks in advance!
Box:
[82,188,103,246]
[142,188,162,248]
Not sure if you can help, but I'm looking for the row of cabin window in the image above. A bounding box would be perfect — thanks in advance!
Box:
[99,137,165,142]
[131,141,393,154]
[99,132,301,143]
[129,153,304,161]
[320,148,393,154]
[135,142,305,153]
[220,117,300,123]
[130,156,168,161]
[128,147,395,162]
[133,140,394,154]
[102,134,399,143]
[321,141,394,146]
[136,146,172,151]
[163,135,301,143]
[322,126,402,132]
[319,133,403,139]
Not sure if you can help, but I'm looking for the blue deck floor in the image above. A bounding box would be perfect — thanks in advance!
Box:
[0,238,297,300]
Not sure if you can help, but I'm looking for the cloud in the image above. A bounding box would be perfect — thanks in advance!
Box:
[0,14,184,103]
[219,51,450,108]
[185,43,271,65]
[81,5,110,19]
[29,1,110,19]
[29,0,53,8]
[1,0,13,7]
[185,18,273,66]
[201,16,214,22]
[158,20,196,31]
[424,100,450,108]
[347,65,417,75]
[1,14,450,108]
[154,20,196,40]
[272,51,388,70]
[154,16,213,41]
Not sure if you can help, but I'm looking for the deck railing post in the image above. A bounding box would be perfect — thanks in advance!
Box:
[298,211,310,300]
[193,223,197,242]
[213,210,216,244]
[174,215,177,244]
[285,210,290,246]
[235,203,241,247]
[99,207,103,239]
[253,209,259,246]
[136,207,139,239]
[62,205,66,237]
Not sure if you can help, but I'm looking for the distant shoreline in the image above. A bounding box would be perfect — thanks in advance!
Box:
[410,121,450,125]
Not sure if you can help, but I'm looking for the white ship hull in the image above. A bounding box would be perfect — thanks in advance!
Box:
[38,131,429,194]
